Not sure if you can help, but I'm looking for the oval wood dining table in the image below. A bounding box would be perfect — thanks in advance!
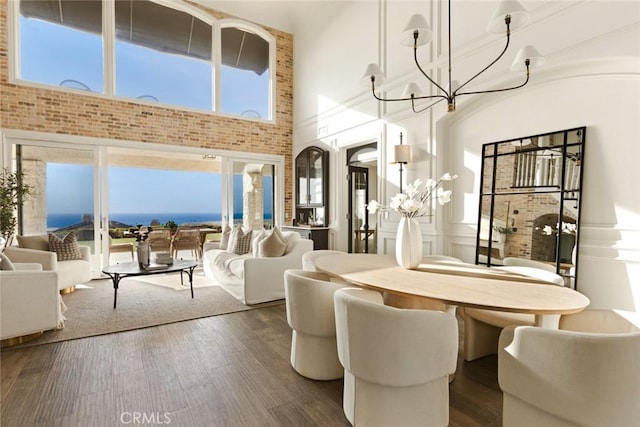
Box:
[314,254,590,328]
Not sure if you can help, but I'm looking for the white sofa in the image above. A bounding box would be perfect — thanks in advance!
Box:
[203,231,313,304]
[4,245,92,292]
[1,263,63,341]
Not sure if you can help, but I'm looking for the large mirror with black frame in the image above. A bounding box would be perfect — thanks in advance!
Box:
[475,127,585,289]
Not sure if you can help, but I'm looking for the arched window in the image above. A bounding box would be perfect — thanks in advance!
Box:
[14,0,274,120]
[219,22,273,119]
[114,0,213,110]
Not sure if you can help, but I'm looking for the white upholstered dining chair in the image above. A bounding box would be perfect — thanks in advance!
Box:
[459,265,565,361]
[502,256,556,272]
[499,316,640,427]
[334,287,458,427]
[284,269,349,380]
[301,250,345,271]
[422,255,463,263]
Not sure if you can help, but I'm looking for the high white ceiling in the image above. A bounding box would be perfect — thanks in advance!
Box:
[192,1,555,35]
[193,0,349,34]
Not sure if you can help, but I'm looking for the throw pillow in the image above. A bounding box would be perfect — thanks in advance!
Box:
[48,232,83,261]
[251,228,266,257]
[17,234,50,251]
[258,229,287,257]
[272,226,287,246]
[0,252,16,270]
[226,226,240,254]
[231,228,253,255]
[219,225,232,250]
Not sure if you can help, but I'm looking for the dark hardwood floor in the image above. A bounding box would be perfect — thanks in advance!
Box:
[1,304,502,426]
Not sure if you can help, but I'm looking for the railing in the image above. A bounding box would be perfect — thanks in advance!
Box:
[512,149,581,190]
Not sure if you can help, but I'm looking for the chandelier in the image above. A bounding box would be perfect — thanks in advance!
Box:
[360,0,544,113]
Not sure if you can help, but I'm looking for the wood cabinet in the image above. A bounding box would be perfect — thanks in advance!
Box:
[295,146,329,227]
[282,226,329,250]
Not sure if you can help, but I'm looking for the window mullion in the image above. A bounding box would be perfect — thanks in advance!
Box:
[213,21,221,113]
[8,0,20,83]
[103,0,115,96]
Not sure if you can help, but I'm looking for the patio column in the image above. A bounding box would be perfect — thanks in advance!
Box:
[22,159,47,235]
[243,164,264,229]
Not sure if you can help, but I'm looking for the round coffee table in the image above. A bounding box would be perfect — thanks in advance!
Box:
[102,260,198,308]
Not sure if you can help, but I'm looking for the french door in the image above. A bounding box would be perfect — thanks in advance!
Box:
[3,140,106,276]
[2,134,284,275]
[348,166,370,253]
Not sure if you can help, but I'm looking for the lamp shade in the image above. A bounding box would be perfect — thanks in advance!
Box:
[510,45,544,71]
[487,0,529,34]
[394,144,411,164]
[360,63,386,87]
[401,82,423,98]
[401,14,432,46]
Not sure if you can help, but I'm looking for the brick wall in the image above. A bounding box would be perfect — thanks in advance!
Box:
[0,0,294,220]
[481,142,577,262]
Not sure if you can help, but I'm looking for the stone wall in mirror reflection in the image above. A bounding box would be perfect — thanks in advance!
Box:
[476,127,585,288]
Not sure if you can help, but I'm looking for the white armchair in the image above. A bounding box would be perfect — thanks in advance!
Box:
[499,317,640,427]
[4,245,92,292]
[284,269,349,380]
[334,287,458,427]
[1,263,63,342]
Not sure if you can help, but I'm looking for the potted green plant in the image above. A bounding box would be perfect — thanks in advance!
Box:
[164,220,178,235]
[492,224,513,243]
[0,168,33,249]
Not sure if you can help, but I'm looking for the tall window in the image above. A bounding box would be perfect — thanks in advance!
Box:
[19,0,104,92]
[114,0,212,109]
[15,0,274,120]
[220,27,270,118]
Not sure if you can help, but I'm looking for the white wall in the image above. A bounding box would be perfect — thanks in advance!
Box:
[292,0,640,310]
[443,57,640,310]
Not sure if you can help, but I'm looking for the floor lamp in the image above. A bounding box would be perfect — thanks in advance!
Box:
[394,132,411,193]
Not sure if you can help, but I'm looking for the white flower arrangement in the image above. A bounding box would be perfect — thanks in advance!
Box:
[539,222,577,236]
[367,173,457,218]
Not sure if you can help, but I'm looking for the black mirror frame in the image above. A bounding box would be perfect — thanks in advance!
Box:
[475,126,586,290]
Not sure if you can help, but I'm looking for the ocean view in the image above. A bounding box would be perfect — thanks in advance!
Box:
[47,212,272,229]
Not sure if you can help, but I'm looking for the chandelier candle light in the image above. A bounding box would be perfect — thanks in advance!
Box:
[368,173,457,269]
[360,0,544,113]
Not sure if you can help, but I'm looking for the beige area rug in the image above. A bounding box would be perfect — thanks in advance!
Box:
[13,269,280,348]
[135,267,216,290]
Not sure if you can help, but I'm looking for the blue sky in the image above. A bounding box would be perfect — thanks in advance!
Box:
[46,164,272,217]
[20,13,269,115]
[47,164,221,214]
[25,11,272,217]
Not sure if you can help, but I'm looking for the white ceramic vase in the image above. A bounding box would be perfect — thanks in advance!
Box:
[396,217,423,269]
[136,240,150,267]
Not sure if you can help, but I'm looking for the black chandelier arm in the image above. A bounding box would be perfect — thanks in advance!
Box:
[411,93,448,102]
[413,43,449,97]
[454,20,512,96]
[371,83,447,103]
[370,80,412,102]
[412,97,446,113]
[455,65,530,97]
